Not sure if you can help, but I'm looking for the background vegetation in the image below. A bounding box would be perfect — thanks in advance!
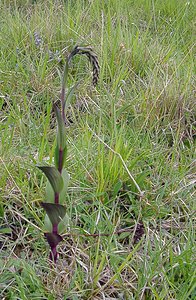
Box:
[0,0,195,299]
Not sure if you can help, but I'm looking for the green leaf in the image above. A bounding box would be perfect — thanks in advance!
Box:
[118,231,131,241]
[45,182,54,203]
[44,214,52,232]
[45,182,55,203]
[136,170,150,187]
[54,144,67,170]
[43,213,70,234]
[0,227,12,234]
[45,169,70,204]
[61,169,70,193]
[58,213,70,234]
[44,232,63,248]
[113,180,122,197]
[37,166,63,193]
[64,81,81,112]
[53,105,67,150]
[0,203,4,218]
[41,202,66,226]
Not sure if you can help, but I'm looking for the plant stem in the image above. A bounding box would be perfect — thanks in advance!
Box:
[49,46,99,263]
[60,46,80,125]
[53,223,58,234]
[60,57,70,125]
[51,147,63,262]
[58,148,63,174]
[60,85,66,124]
[51,194,60,262]
[50,246,58,263]
[50,100,65,263]
[54,192,59,204]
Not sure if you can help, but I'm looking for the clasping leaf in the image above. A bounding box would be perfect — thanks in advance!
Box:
[41,202,66,226]
[37,166,63,193]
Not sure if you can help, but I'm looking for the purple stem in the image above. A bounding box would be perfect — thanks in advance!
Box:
[50,223,58,262]
[58,148,63,174]
[51,196,59,262]
[50,148,64,262]
[50,246,58,263]
[54,192,59,204]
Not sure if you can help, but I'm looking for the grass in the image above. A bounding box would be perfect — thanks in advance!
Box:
[0,0,195,299]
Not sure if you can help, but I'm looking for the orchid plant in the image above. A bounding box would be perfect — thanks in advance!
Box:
[37,46,99,263]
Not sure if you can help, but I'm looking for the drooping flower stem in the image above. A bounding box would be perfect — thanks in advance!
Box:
[60,46,100,125]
